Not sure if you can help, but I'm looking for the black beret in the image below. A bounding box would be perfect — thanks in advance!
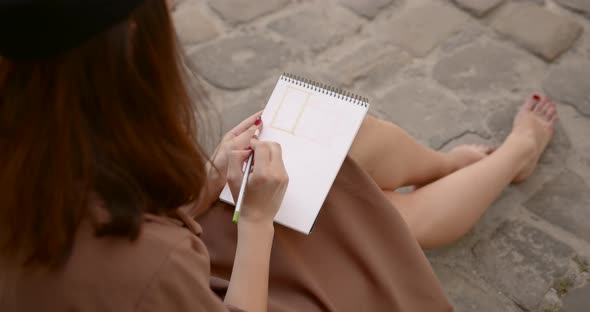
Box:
[0,0,144,60]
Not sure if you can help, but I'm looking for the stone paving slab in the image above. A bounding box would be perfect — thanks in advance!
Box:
[189,34,292,90]
[558,105,590,167]
[177,0,590,309]
[432,263,521,312]
[543,59,590,116]
[563,284,590,312]
[439,22,486,52]
[268,6,363,53]
[376,81,479,149]
[555,0,590,18]
[173,3,219,45]
[339,0,396,19]
[219,83,275,133]
[209,0,290,25]
[433,39,545,94]
[492,3,583,61]
[324,41,411,89]
[525,170,590,243]
[385,1,469,56]
[453,0,506,17]
[473,221,576,310]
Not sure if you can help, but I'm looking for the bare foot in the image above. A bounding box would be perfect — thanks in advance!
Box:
[448,144,495,171]
[511,94,558,182]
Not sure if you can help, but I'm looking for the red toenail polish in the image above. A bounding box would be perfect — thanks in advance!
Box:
[533,94,541,101]
[254,116,262,126]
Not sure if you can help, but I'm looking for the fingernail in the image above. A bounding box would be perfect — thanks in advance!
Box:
[533,94,541,101]
[246,146,252,151]
[254,129,260,136]
[254,116,262,126]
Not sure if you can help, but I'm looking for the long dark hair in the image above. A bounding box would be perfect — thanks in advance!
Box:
[0,0,210,267]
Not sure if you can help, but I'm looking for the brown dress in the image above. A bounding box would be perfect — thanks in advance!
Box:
[0,158,452,311]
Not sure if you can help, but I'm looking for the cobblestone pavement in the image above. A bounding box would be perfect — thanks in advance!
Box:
[173,0,590,311]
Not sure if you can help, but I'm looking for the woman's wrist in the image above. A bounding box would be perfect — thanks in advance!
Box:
[238,218,275,238]
[226,213,274,312]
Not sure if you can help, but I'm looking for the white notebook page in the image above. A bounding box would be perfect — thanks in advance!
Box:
[220,75,369,234]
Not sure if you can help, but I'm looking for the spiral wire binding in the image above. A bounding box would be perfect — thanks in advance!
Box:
[280,73,369,108]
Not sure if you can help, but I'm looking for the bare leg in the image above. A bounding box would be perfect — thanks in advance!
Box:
[350,116,493,190]
[387,95,557,249]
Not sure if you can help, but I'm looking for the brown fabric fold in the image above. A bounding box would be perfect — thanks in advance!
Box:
[199,157,453,311]
[0,214,240,312]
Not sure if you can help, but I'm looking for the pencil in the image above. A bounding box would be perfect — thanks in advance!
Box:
[233,153,254,224]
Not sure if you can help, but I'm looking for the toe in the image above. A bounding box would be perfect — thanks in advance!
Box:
[550,105,559,120]
[546,109,556,122]
[524,94,539,111]
[549,113,558,126]
[544,102,556,117]
[534,96,550,113]
[541,101,553,116]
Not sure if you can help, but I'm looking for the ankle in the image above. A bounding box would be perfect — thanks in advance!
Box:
[501,133,537,168]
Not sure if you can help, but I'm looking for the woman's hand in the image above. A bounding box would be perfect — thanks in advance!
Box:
[210,112,263,189]
[190,112,263,216]
[227,138,289,226]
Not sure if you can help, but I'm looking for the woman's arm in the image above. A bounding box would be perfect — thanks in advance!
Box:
[224,138,288,312]
[224,219,274,312]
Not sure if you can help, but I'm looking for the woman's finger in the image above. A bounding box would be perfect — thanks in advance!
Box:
[250,138,271,171]
[228,111,263,137]
[267,142,282,166]
[231,123,261,151]
[227,150,252,203]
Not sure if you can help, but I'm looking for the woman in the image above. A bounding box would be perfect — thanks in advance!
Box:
[0,0,556,311]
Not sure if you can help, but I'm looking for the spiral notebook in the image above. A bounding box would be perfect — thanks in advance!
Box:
[220,74,369,234]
